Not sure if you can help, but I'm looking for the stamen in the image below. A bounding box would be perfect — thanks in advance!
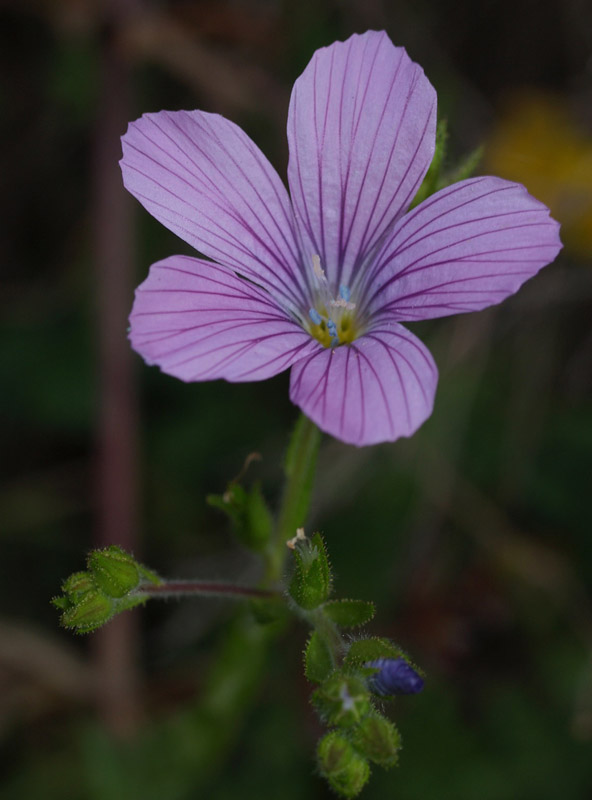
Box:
[329,283,356,311]
[309,308,323,325]
[330,297,356,310]
[307,256,358,348]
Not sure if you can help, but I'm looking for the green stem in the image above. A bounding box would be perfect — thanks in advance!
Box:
[267,413,322,582]
[310,607,344,668]
[133,580,278,601]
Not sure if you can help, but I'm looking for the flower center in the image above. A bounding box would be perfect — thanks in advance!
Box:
[307,255,359,348]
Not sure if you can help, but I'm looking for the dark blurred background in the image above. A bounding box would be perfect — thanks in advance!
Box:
[1,1,591,798]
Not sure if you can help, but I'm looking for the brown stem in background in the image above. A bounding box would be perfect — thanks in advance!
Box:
[92,0,141,738]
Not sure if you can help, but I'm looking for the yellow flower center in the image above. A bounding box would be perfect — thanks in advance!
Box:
[308,307,358,348]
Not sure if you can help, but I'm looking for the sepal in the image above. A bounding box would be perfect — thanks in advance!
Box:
[312,673,371,728]
[59,590,116,633]
[323,599,375,628]
[317,732,370,799]
[344,637,406,670]
[53,546,160,633]
[60,571,95,603]
[443,143,483,186]
[207,481,273,552]
[304,630,334,683]
[288,532,332,610]
[410,118,448,208]
[351,713,401,768]
[88,545,140,598]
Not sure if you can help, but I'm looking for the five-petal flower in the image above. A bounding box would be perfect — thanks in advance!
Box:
[120,31,561,446]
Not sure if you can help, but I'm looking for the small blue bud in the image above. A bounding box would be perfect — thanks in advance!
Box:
[365,657,424,696]
[339,285,351,302]
[309,308,323,325]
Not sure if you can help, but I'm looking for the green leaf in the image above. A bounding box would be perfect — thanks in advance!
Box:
[352,713,401,768]
[344,637,406,670]
[289,532,332,610]
[317,732,370,799]
[323,599,375,628]
[304,630,334,683]
[442,143,484,187]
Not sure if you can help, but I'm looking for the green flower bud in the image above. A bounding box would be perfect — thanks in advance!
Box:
[313,674,371,728]
[352,713,401,768]
[60,590,115,633]
[208,481,273,553]
[288,531,332,610]
[88,546,140,598]
[317,732,370,799]
[245,482,273,551]
[62,571,95,604]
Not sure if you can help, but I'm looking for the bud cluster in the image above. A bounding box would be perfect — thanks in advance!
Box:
[287,530,424,798]
[52,545,161,633]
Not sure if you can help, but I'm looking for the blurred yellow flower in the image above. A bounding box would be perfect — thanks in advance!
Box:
[485,93,592,258]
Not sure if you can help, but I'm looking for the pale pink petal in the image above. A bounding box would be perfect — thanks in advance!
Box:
[364,177,562,319]
[121,110,307,312]
[130,256,321,382]
[287,31,436,290]
[289,323,437,446]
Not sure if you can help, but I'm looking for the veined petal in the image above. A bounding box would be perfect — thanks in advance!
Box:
[365,177,562,320]
[130,256,321,382]
[289,323,437,446]
[121,110,307,311]
[287,31,436,290]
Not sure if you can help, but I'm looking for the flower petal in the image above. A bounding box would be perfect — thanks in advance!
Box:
[289,323,437,446]
[364,177,562,320]
[121,110,307,311]
[287,31,436,290]
[130,255,321,382]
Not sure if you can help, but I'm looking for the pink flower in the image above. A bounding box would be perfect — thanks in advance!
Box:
[120,31,561,446]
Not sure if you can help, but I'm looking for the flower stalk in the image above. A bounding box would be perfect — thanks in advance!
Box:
[267,413,322,582]
[132,580,278,601]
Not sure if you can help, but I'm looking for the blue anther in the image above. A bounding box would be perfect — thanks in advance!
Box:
[327,320,338,338]
[309,308,323,326]
[339,285,351,303]
[330,336,340,347]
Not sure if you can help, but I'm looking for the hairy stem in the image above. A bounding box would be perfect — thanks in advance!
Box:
[267,414,322,582]
[134,580,278,601]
